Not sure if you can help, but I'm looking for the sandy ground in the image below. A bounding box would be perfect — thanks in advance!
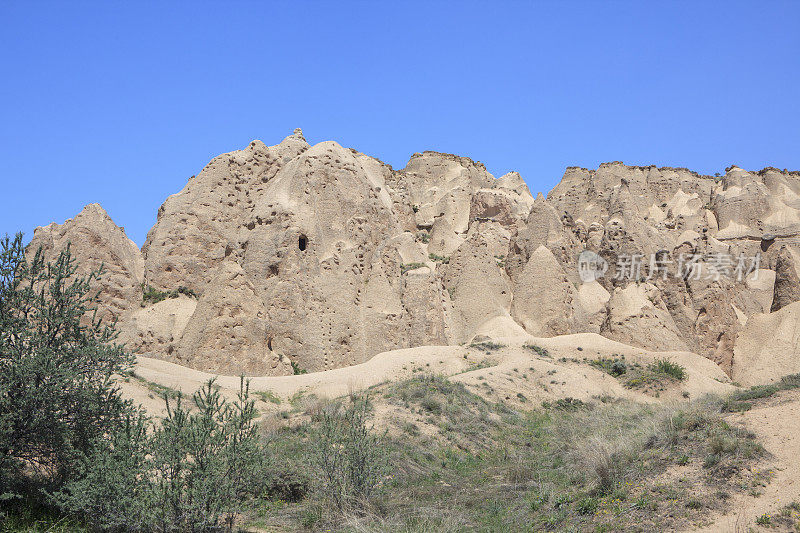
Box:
[118,331,799,532]
[687,389,800,533]
[122,332,734,415]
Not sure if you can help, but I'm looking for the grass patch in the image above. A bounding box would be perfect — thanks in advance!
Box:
[468,341,505,354]
[621,359,687,392]
[127,371,182,400]
[141,283,197,305]
[254,389,282,405]
[590,355,628,376]
[244,377,769,532]
[523,343,550,358]
[400,262,426,274]
[428,253,450,264]
[722,373,800,412]
[650,358,687,381]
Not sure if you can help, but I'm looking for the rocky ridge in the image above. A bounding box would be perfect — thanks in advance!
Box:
[29,130,800,381]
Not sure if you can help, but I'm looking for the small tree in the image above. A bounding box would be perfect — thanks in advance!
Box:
[54,411,154,531]
[150,377,263,532]
[309,394,387,512]
[0,233,135,502]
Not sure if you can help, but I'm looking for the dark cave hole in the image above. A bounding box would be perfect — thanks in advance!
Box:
[299,235,307,251]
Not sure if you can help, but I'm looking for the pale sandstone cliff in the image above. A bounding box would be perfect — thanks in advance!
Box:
[30,131,800,379]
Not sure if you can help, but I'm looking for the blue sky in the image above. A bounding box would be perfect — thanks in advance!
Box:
[1,1,798,246]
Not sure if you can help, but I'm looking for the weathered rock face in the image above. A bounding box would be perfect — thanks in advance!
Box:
[31,132,800,378]
[771,246,800,312]
[28,203,143,322]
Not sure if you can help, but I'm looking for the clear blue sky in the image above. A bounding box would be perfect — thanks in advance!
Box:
[1,1,798,246]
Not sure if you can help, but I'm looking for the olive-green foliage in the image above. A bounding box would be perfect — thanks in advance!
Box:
[428,253,450,264]
[721,373,800,412]
[290,361,308,375]
[56,377,264,532]
[649,358,686,381]
[523,343,550,357]
[308,394,388,512]
[141,284,197,305]
[147,378,263,531]
[400,262,426,274]
[0,234,136,504]
[590,357,628,376]
[469,341,505,354]
[623,358,687,389]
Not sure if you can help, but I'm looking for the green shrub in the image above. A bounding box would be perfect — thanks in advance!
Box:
[264,469,311,503]
[730,384,779,402]
[469,340,505,354]
[590,357,628,376]
[254,390,282,405]
[576,496,598,515]
[0,235,137,504]
[552,397,587,411]
[57,378,264,532]
[649,358,686,381]
[308,394,388,512]
[523,344,550,358]
[779,373,800,389]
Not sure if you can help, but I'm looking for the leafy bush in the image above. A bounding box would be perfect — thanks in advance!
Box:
[264,469,311,503]
[291,361,308,375]
[148,378,263,531]
[0,235,137,504]
[53,413,154,530]
[309,394,387,512]
[57,377,264,532]
[590,357,628,376]
[649,358,686,381]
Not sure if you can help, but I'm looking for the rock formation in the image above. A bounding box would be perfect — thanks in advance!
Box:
[29,131,800,378]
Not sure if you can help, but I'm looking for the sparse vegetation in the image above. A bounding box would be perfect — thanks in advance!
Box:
[468,340,505,354]
[400,262,426,274]
[308,394,387,512]
[242,375,772,531]
[141,283,197,305]
[590,355,628,376]
[650,358,687,381]
[722,373,800,412]
[127,371,183,400]
[3,233,793,532]
[524,343,550,357]
[428,252,450,264]
[254,389,282,405]
[291,361,308,375]
[619,358,687,392]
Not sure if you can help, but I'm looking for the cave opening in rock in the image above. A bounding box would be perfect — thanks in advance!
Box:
[299,235,307,251]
